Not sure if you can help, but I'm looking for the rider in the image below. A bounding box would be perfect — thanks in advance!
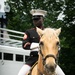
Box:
[18,9,65,75]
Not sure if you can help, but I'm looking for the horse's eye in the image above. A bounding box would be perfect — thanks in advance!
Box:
[56,41,59,46]
[39,41,44,46]
[56,41,61,50]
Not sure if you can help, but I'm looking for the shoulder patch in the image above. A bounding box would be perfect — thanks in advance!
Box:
[23,33,28,40]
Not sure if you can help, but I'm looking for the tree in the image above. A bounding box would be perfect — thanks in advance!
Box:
[6,0,75,74]
[59,0,75,75]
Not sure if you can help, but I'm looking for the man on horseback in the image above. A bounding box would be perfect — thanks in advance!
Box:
[18,9,65,75]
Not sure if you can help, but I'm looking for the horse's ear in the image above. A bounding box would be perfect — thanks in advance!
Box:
[55,28,61,36]
[36,27,43,37]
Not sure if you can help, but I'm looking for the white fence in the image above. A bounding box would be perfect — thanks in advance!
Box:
[0,28,30,75]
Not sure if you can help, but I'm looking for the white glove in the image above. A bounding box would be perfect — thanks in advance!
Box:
[30,43,39,51]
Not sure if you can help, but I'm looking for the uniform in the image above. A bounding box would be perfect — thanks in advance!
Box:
[22,28,40,66]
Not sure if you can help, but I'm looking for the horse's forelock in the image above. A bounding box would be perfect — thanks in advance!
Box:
[43,28,58,38]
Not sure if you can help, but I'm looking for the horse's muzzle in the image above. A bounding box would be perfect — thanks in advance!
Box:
[45,63,57,74]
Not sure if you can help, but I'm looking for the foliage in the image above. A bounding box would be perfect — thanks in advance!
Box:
[59,0,75,75]
[6,0,75,75]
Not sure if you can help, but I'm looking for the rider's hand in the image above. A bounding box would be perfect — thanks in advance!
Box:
[24,42,31,48]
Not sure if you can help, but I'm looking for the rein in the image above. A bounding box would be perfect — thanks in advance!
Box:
[28,61,38,75]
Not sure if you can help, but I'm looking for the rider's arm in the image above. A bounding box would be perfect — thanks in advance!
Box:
[22,31,31,50]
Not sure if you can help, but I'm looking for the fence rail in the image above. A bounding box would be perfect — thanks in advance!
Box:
[0,28,24,48]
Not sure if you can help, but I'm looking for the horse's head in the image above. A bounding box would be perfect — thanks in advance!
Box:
[36,27,61,74]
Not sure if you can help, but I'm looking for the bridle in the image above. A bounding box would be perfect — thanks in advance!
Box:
[39,34,60,65]
[37,33,60,75]
[37,46,59,75]
[39,47,58,66]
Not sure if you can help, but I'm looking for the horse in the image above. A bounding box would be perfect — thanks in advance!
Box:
[28,27,61,75]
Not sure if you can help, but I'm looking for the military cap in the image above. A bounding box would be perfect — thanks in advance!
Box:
[30,9,47,20]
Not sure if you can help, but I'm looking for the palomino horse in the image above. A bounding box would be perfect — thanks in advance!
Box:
[28,27,61,75]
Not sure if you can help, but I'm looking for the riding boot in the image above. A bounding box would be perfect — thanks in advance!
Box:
[55,65,65,75]
[18,65,31,75]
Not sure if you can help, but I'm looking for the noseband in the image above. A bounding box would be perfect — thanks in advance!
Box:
[39,48,58,65]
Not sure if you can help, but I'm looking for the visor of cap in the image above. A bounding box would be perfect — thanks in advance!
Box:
[32,15,43,20]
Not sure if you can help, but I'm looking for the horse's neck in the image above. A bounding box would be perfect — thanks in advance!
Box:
[38,55,44,71]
